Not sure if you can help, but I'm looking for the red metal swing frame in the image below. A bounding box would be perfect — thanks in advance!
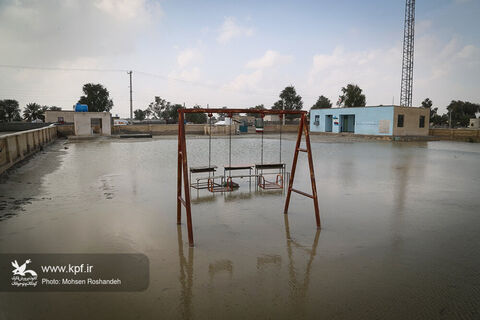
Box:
[177,108,321,246]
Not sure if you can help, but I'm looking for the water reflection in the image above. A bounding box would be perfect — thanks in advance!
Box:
[175,212,321,318]
[284,214,320,316]
[177,225,194,319]
[208,260,233,281]
[191,189,284,204]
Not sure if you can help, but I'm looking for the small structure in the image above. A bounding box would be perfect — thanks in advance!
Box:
[469,118,480,129]
[310,105,429,136]
[74,112,112,136]
[45,110,75,124]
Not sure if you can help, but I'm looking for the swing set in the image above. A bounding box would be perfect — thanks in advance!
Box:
[177,108,320,246]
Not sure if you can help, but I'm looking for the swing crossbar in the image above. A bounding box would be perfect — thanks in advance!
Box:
[177,108,320,247]
[182,108,307,115]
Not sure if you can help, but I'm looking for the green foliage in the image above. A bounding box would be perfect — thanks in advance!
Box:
[78,83,113,112]
[421,98,432,109]
[431,113,448,127]
[311,95,332,109]
[337,84,366,107]
[134,109,147,121]
[0,99,21,122]
[272,86,303,119]
[186,105,207,124]
[147,97,182,123]
[421,98,443,126]
[49,106,62,111]
[23,103,44,122]
[167,104,183,123]
[247,104,266,118]
[147,96,169,120]
[446,100,480,127]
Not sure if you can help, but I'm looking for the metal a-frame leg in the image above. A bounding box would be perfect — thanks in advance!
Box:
[177,112,195,246]
[283,114,321,229]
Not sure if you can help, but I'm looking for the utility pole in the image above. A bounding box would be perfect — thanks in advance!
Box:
[128,71,133,120]
[400,0,416,107]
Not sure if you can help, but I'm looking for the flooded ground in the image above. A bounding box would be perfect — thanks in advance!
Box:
[0,135,479,319]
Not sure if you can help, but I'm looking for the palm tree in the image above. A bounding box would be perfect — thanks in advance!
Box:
[23,103,43,122]
[337,84,366,107]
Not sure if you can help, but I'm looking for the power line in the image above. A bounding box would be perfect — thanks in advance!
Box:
[0,63,319,101]
[0,64,127,73]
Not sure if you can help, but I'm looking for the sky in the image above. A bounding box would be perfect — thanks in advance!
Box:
[0,0,479,117]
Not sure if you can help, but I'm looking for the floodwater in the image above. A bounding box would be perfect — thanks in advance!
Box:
[0,135,479,319]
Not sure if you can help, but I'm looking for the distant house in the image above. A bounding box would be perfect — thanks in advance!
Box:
[45,110,111,136]
[310,105,429,137]
[469,118,480,129]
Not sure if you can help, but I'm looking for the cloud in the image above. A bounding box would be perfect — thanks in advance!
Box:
[169,67,201,82]
[245,50,293,69]
[94,0,161,21]
[0,0,162,65]
[217,17,253,44]
[307,36,480,111]
[223,50,293,94]
[177,48,201,68]
[0,0,162,115]
[223,69,263,91]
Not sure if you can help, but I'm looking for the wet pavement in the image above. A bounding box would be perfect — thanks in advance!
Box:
[0,136,479,319]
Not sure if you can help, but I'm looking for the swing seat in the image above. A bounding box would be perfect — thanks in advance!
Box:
[258,174,284,190]
[190,165,218,189]
[255,163,285,170]
[255,163,286,190]
[207,177,234,193]
[190,165,217,174]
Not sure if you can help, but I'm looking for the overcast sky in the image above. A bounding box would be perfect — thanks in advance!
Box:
[0,0,479,117]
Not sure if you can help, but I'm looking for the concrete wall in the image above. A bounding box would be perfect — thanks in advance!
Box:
[56,124,75,137]
[430,128,480,142]
[45,110,75,123]
[112,124,204,135]
[0,122,51,132]
[393,106,430,136]
[0,125,57,174]
[74,112,112,136]
[112,123,299,135]
[310,106,394,135]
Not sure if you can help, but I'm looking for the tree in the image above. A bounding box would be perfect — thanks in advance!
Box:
[421,98,439,125]
[134,109,147,121]
[337,84,366,107]
[431,113,448,127]
[49,106,62,111]
[421,98,432,109]
[0,99,21,122]
[311,95,332,109]
[78,83,113,112]
[147,96,170,120]
[165,104,182,123]
[23,103,44,122]
[446,100,480,127]
[186,105,208,124]
[146,97,182,123]
[272,86,303,119]
[247,104,266,118]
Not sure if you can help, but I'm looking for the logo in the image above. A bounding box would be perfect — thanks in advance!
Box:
[11,259,38,288]
[12,259,37,277]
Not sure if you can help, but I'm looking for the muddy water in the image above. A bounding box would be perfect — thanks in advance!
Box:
[0,136,479,319]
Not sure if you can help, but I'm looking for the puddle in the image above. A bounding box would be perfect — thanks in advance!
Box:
[0,137,479,319]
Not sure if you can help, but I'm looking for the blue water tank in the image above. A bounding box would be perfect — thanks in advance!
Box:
[75,103,88,112]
